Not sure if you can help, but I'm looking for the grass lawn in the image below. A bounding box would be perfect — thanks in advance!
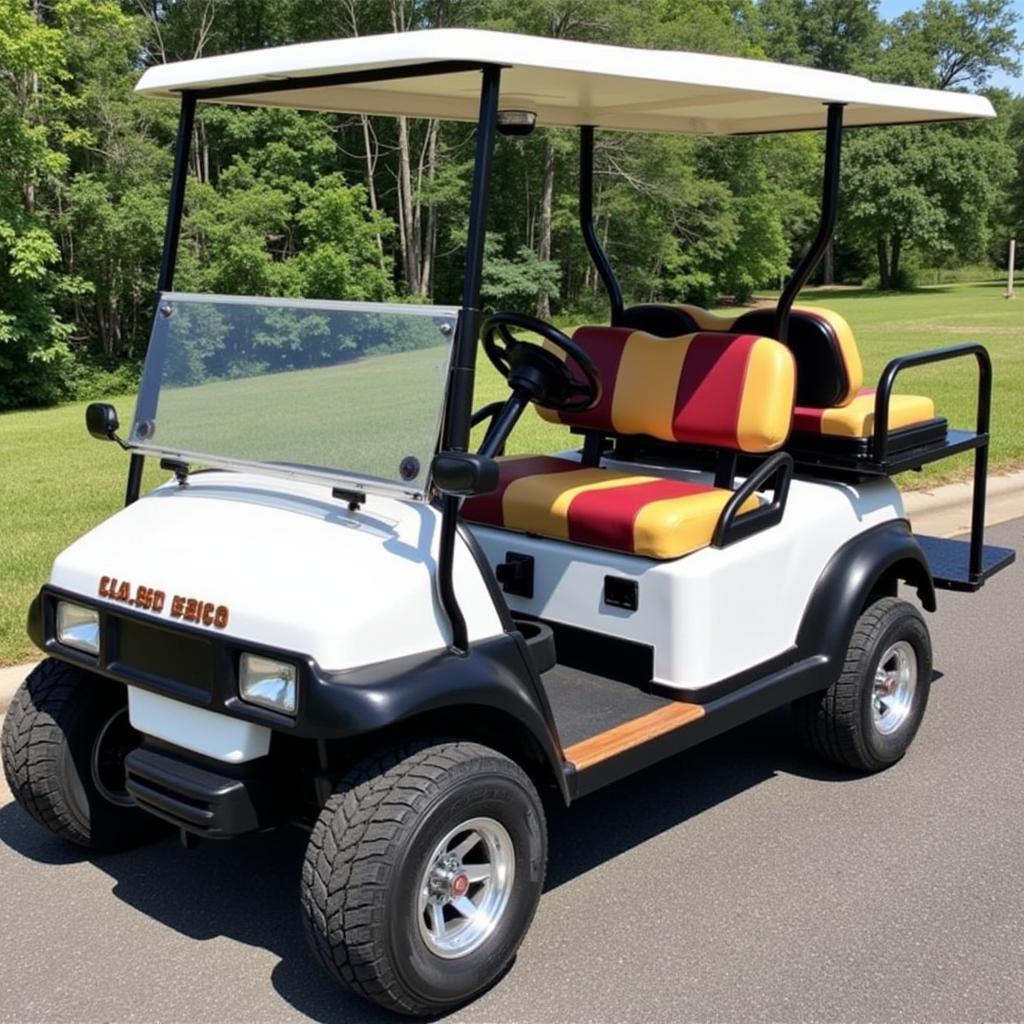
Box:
[1,280,1020,666]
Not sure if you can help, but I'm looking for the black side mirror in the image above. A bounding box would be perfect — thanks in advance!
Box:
[431,452,499,497]
[86,402,121,442]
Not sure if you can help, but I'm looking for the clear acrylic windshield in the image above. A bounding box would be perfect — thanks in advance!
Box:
[130,293,458,498]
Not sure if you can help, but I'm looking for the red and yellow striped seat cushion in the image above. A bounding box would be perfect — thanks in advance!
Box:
[793,388,936,439]
[462,455,759,560]
[538,327,795,453]
[620,304,864,409]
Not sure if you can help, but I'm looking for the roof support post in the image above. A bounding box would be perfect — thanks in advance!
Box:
[580,125,624,324]
[774,103,844,342]
[126,91,196,507]
[438,64,502,653]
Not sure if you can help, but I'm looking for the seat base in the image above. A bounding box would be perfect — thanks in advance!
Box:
[788,417,949,461]
[462,455,758,560]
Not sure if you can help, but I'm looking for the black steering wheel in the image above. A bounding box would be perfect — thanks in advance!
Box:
[481,312,602,412]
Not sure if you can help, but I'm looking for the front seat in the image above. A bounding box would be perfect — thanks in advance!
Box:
[462,326,795,560]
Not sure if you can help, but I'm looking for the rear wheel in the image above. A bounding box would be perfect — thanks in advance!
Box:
[793,597,932,772]
[1,658,168,850]
[301,738,547,1016]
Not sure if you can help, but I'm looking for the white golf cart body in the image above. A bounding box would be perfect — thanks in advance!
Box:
[29,31,1009,799]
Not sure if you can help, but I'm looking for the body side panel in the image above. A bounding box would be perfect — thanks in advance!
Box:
[468,453,906,691]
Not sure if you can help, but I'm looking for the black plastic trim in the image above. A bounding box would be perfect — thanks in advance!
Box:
[798,518,936,643]
[124,742,281,838]
[32,584,569,803]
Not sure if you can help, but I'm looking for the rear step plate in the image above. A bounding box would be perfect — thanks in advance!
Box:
[916,534,1015,592]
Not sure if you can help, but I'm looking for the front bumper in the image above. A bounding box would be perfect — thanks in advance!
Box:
[28,584,571,804]
[125,743,282,838]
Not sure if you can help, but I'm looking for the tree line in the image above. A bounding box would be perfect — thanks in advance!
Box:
[1,0,1022,409]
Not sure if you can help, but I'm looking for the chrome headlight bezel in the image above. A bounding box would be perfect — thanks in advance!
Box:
[238,652,298,715]
[56,601,101,655]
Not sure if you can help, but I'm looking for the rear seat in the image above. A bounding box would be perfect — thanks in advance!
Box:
[619,303,945,458]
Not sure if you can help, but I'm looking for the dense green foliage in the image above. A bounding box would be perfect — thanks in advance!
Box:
[0,0,1021,410]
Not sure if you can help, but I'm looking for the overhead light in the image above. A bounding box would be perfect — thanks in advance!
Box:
[497,110,537,136]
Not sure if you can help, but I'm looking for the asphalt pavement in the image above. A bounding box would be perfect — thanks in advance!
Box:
[1,518,1022,1024]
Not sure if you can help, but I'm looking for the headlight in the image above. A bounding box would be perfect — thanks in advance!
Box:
[239,653,297,715]
[56,602,100,655]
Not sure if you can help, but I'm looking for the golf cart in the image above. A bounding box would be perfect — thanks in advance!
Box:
[2,28,1015,1016]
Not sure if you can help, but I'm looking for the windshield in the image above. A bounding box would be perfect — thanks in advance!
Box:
[130,293,457,499]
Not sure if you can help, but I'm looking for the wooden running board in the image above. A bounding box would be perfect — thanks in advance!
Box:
[564,702,706,771]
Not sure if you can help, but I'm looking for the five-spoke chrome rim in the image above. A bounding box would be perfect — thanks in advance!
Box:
[872,640,918,736]
[417,816,515,959]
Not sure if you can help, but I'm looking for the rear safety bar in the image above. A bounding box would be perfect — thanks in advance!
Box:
[872,342,1005,588]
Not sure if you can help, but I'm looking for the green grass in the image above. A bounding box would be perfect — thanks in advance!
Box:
[2,280,1021,666]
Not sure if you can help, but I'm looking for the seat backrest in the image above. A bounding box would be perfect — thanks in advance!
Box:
[539,326,795,453]
[618,303,863,409]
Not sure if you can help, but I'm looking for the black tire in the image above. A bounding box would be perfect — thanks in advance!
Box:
[301,738,547,1017]
[793,597,932,772]
[1,658,168,850]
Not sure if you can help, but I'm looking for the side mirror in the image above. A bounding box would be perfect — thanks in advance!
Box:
[86,402,121,442]
[431,453,499,497]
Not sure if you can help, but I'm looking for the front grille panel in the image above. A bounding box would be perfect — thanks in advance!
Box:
[112,615,217,703]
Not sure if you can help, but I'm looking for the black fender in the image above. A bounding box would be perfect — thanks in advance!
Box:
[304,634,569,801]
[797,518,936,668]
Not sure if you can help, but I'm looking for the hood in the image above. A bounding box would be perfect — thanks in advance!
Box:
[49,472,503,670]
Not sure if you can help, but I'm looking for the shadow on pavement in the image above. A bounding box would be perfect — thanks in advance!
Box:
[0,707,864,1023]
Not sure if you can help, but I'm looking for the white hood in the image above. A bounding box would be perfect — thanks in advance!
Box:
[49,472,503,670]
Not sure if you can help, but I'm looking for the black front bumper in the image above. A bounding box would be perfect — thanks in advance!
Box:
[125,743,282,838]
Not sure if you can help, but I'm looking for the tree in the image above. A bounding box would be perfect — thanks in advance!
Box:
[880,0,1021,88]
[751,0,882,73]
[0,0,128,408]
[842,124,1010,288]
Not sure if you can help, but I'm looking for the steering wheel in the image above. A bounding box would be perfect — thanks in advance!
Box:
[481,312,602,412]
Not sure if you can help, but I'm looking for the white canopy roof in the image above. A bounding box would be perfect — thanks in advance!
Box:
[135,28,995,135]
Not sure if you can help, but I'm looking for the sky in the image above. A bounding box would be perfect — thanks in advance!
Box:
[878,0,1024,92]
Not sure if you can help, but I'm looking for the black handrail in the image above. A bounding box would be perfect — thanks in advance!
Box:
[712,452,793,548]
[774,104,844,343]
[580,125,625,325]
[873,341,992,580]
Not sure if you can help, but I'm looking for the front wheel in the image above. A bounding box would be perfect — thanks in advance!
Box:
[1,658,169,850]
[300,738,547,1016]
[793,597,933,772]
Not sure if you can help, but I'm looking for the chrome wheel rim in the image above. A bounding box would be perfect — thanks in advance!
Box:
[90,707,138,808]
[417,816,515,959]
[872,640,918,736]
